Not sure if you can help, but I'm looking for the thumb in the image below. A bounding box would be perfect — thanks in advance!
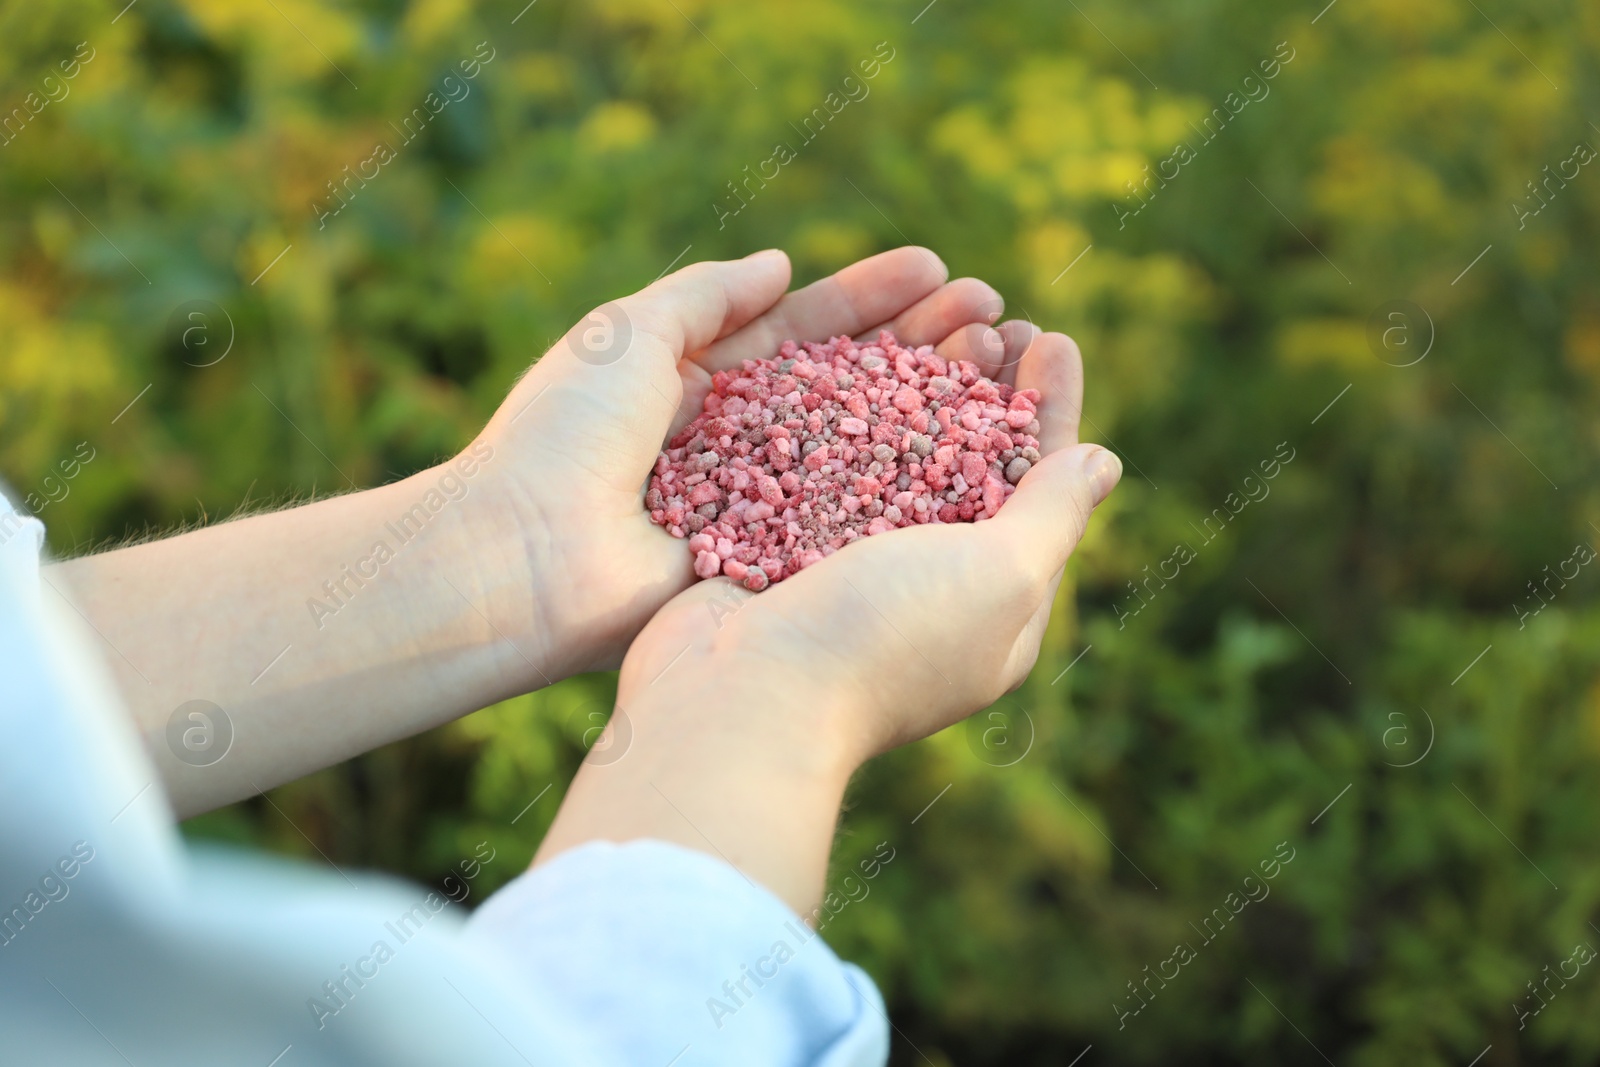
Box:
[622,577,757,683]
[557,250,792,375]
[990,442,1121,577]
[512,250,792,466]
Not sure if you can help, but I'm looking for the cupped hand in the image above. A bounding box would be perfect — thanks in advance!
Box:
[473,248,1036,681]
[615,328,1121,772]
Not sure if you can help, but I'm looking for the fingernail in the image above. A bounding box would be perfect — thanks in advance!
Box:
[1083,448,1122,506]
[746,248,786,261]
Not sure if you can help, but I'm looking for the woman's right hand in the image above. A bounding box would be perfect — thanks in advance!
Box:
[536,326,1119,916]
[623,328,1119,767]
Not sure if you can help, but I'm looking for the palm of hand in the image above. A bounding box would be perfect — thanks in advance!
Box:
[615,315,1113,763]
[479,248,1037,678]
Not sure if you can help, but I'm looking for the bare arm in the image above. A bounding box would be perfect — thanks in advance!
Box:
[46,453,539,816]
[49,248,1003,819]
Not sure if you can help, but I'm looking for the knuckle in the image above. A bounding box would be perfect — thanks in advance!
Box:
[1001,557,1046,615]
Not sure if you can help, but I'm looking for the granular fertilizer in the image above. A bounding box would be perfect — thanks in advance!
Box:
[646,331,1043,590]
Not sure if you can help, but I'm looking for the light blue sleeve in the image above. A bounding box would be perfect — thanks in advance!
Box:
[466,840,890,1066]
[0,490,888,1066]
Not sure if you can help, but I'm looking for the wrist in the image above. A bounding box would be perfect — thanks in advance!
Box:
[415,444,568,691]
[619,657,870,791]
[463,412,679,682]
[540,671,861,915]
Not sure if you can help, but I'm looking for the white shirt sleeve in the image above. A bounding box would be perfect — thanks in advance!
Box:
[466,839,889,1066]
[0,488,888,1067]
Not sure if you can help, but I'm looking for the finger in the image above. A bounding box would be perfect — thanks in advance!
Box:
[650,576,753,642]
[995,320,1041,387]
[1012,331,1084,454]
[692,246,948,372]
[1027,569,1068,652]
[1002,566,1068,692]
[859,277,1001,348]
[999,508,1081,695]
[667,363,709,434]
[598,249,792,367]
[535,252,788,462]
[666,301,1022,444]
[990,442,1121,580]
[935,318,1039,385]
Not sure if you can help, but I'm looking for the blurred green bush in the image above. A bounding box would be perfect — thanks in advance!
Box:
[4,0,1599,1062]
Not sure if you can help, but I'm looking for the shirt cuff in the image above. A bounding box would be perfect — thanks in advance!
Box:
[464,839,888,1067]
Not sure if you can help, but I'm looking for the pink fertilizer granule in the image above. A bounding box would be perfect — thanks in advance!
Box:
[646,331,1043,591]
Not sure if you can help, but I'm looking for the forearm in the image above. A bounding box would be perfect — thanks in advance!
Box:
[46,448,552,816]
[535,677,859,919]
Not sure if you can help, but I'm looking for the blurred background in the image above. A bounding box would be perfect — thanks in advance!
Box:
[4,0,1599,1062]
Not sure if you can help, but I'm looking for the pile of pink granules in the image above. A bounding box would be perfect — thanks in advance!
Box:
[646,331,1044,590]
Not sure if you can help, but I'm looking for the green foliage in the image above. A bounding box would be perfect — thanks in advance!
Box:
[4,0,1600,1061]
